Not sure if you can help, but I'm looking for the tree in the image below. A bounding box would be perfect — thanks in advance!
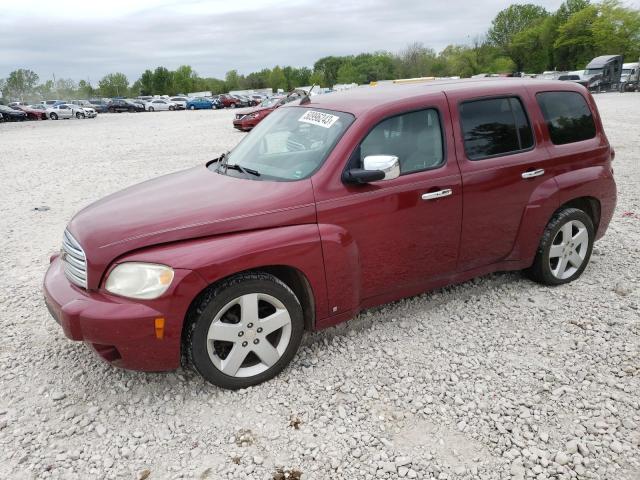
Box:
[336,61,360,84]
[152,67,173,95]
[593,0,640,62]
[224,70,241,91]
[269,66,287,91]
[313,56,345,87]
[554,5,598,69]
[395,42,438,78]
[98,73,129,97]
[488,4,549,70]
[77,80,94,99]
[173,65,197,94]
[139,69,154,95]
[4,69,39,100]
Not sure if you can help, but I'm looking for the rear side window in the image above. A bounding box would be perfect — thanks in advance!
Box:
[536,92,596,145]
[459,97,534,160]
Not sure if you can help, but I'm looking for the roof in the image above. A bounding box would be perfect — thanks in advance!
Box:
[299,77,580,117]
[586,55,622,68]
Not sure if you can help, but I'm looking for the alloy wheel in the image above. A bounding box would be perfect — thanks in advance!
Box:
[549,219,589,280]
[206,293,292,378]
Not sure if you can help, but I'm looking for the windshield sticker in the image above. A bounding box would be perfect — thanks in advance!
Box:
[298,110,340,128]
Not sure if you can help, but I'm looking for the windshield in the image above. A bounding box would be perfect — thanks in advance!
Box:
[216,107,354,181]
[584,68,603,75]
[260,97,280,108]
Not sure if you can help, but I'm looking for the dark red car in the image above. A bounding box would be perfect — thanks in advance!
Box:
[44,79,616,389]
[232,95,300,131]
[17,104,48,120]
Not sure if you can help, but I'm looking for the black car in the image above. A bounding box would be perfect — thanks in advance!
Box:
[107,99,144,113]
[88,100,109,113]
[0,104,27,121]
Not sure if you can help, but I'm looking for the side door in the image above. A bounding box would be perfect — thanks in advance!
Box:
[315,93,463,313]
[446,89,553,271]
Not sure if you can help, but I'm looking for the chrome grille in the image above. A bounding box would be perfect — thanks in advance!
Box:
[62,229,87,288]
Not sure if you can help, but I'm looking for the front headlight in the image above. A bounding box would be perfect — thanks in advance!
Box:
[105,262,174,299]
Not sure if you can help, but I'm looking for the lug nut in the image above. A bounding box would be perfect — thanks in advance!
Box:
[242,341,248,347]
[238,331,244,337]
[253,339,259,344]
[257,327,263,333]
[247,323,253,328]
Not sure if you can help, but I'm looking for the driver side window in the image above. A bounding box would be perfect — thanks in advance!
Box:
[359,109,444,174]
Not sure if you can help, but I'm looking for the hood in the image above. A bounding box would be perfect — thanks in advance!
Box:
[68,165,316,288]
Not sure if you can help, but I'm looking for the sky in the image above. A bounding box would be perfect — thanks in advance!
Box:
[1,0,635,84]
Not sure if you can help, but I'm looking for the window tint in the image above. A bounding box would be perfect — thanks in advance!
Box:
[459,97,534,160]
[358,109,444,174]
[536,92,596,145]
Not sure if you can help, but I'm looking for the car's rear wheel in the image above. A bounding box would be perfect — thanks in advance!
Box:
[527,208,594,285]
[230,103,236,109]
[50,113,58,120]
[185,272,304,389]
[148,106,154,112]
[190,105,196,110]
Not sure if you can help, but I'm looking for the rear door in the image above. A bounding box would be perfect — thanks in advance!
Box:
[446,88,553,270]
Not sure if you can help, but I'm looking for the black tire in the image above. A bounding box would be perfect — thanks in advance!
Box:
[526,207,595,285]
[50,113,58,120]
[185,272,304,389]
[169,106,175,111]
[148,106,154,112]
[230,103,236,109]
[75,112,83,119]
[190,105,196,110]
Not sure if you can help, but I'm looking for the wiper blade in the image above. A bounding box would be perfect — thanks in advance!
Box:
[215,151,230,173]
[225,163,261,178]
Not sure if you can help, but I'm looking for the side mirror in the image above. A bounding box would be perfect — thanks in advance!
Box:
[345,155,400,184]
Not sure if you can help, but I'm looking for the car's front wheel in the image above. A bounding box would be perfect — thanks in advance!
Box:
[527,208,594,285]
[148,106,154,112]
[75,112,84,119]
[190,105,196,110]
[50,113,58,120]
[169,106,175,111]
[185,272,304,389]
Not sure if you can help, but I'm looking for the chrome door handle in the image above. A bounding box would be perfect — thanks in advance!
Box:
[521,168,545,179]
[421,188,452,201]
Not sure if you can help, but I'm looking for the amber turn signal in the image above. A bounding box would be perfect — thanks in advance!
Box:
[154,317,165,339]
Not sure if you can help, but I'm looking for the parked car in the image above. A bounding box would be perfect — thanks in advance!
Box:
[169,97,189,109]
[233,94,301,131]
[107,99,143,113]
[80,106,98,119]
[582,55,623,91]
[218,94,250,108]
[88,100,109,113]
[40,100,62,107]
[0,113,3,122]
[43,79,616,389]
[15,104,47,120]
[145,99,178,112]
[185,97,214,110]
[8,101,29,108]
[45,104,75,120]
[130,99,147,110]
[0,104,27,121]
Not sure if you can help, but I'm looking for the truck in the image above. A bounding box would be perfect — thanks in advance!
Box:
[582,55,623,92]
[620,61,639,92]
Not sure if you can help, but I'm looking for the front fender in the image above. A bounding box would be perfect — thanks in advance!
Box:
[118,224,329,322]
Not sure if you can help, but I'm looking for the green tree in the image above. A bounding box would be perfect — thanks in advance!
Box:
[173,65,197,94]
[152,67,173,95]
[77,80,94,98]
[313,56,345,87]
[336,61,360,84]
[98,73,129,97]
[554,5,598,69]
[4,69,39,99]
[139,69,154,95]
[269,66,287,91]
[488,4,549,70]
[593,0,640,62]
[224,70,241,91]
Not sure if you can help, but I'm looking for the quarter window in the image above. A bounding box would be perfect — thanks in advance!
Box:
[536,92,596,145]
[358,109,444,174]
[459,97,534,160]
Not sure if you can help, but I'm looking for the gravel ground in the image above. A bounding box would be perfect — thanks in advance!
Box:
[0,95,638,480]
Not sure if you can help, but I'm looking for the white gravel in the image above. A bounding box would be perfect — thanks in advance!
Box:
[0,96,639,480]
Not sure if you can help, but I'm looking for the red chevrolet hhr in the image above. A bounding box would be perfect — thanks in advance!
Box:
[44,79,616,389]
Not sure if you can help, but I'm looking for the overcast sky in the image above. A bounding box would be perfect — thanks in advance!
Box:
[2,0,636,83]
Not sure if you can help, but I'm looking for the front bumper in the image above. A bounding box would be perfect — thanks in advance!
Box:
[233,117,257,131]
[43,255,207,371]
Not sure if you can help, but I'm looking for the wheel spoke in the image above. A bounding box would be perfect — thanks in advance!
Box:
[208,321,242,342]
[561,222,573,242]
[568,250,583,268]
[253,341,280,367]
[573,228,588,247]
[259,309,291,335]
[240,294,259,324]
[554,256,569,278]
[220,345,248,376]
[549,244,564,258]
